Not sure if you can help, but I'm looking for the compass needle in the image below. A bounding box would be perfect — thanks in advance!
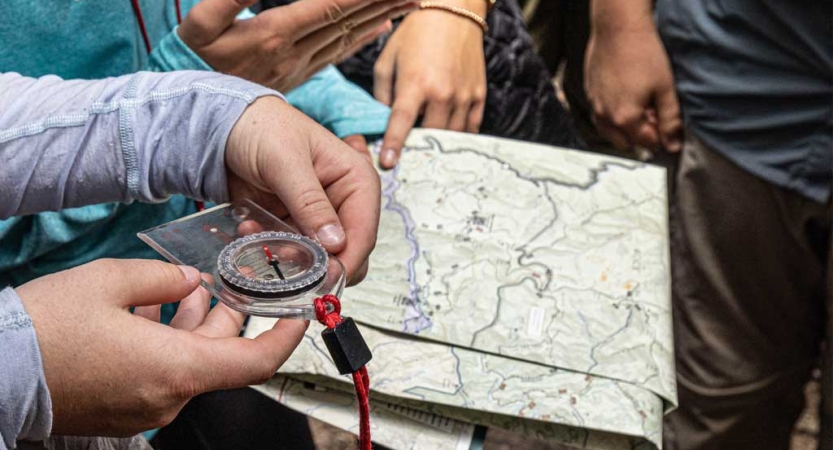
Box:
[263,245,287,281]
[217,231,330,301]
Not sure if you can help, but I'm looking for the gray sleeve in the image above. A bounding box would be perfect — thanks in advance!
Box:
[0,71,282,219]
[0,288,51,450]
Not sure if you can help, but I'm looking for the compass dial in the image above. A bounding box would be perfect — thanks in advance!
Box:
[217,231,328,298]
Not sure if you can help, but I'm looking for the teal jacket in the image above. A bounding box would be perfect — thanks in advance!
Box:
[0,0,389,287]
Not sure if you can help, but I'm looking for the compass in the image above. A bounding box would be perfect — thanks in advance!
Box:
[139,200,345,319]
[218,231,329,299]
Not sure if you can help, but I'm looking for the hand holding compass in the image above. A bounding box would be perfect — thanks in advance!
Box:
[225,96,380,286]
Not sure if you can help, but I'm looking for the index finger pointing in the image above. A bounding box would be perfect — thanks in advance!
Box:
[380,90,424,169]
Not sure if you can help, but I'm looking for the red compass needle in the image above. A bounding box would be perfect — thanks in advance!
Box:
[262,245,286,280]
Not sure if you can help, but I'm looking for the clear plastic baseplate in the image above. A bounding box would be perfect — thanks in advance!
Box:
[138,199,345,320]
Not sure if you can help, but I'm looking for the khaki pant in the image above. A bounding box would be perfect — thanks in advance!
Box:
[664,133,832,449]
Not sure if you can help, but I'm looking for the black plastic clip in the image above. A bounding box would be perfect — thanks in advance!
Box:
[321,317,373,375]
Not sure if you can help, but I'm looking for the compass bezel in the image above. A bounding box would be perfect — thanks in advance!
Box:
[217,231,329,299]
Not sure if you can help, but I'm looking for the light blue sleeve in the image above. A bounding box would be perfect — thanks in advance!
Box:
[147,25,214,73]
[285,66,391,139]
[0,70,281,218]
[0,287,51,450]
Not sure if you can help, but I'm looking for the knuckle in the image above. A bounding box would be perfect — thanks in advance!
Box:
[249,350,277,385]
[254,364,276,385]
[610,110,636,127]
[293,188,333,219]
[455,92,473,106]
[427,87,453,103]
[326,3,346,23]
[262,36,290,56]
[340,17,357,33]
[341,32,358,50]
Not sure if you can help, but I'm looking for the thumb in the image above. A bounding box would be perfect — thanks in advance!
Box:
[261,146,347,255]
[81,259,202,308]
[178,0,258,47]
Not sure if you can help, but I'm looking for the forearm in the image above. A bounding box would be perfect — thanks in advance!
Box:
[0,71,280,219]
[589,0,654,34]
[0,287,50,449]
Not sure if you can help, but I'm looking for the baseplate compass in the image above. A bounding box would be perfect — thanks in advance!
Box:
[138,200,345,319]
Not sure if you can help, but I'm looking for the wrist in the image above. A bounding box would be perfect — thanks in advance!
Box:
[440,0,488,17]
[590,0,654,36]
[414,2,489,32]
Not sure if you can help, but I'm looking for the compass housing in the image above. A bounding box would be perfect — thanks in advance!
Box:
[218,231,328,299]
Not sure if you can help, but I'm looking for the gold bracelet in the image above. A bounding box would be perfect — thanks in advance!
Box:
[419,2,489,32]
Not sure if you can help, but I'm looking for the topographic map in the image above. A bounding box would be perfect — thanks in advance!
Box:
[247,129,675,450]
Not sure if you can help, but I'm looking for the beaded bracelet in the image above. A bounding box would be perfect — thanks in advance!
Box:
[419,1,489,32]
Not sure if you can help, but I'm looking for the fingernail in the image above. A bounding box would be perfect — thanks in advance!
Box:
[178,265,200,284]
[317,224,345,248]
[667,139,682,153]
[380,148,397,167]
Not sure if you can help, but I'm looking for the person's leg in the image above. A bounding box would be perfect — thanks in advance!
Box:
[663,132,830,450]
[823,211,833,450]
[152,388,316,450]
[518,0,566,75]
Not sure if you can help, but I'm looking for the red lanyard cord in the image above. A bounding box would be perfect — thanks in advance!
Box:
[130,0,154,54]
[314,295,373,450]
[130,0,183,53]
[174,0,182,24]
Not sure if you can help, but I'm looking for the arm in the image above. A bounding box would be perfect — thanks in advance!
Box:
[375,0,487,168]
[0,69,379,279]
[285,66,390,139]
[0,71,381,442]
[0,288,50,450]
[584,0,682,152]
[153,0,415,93]
[0,71,279,219]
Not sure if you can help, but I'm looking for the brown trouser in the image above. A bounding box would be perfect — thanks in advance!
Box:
[664,134,832,449]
